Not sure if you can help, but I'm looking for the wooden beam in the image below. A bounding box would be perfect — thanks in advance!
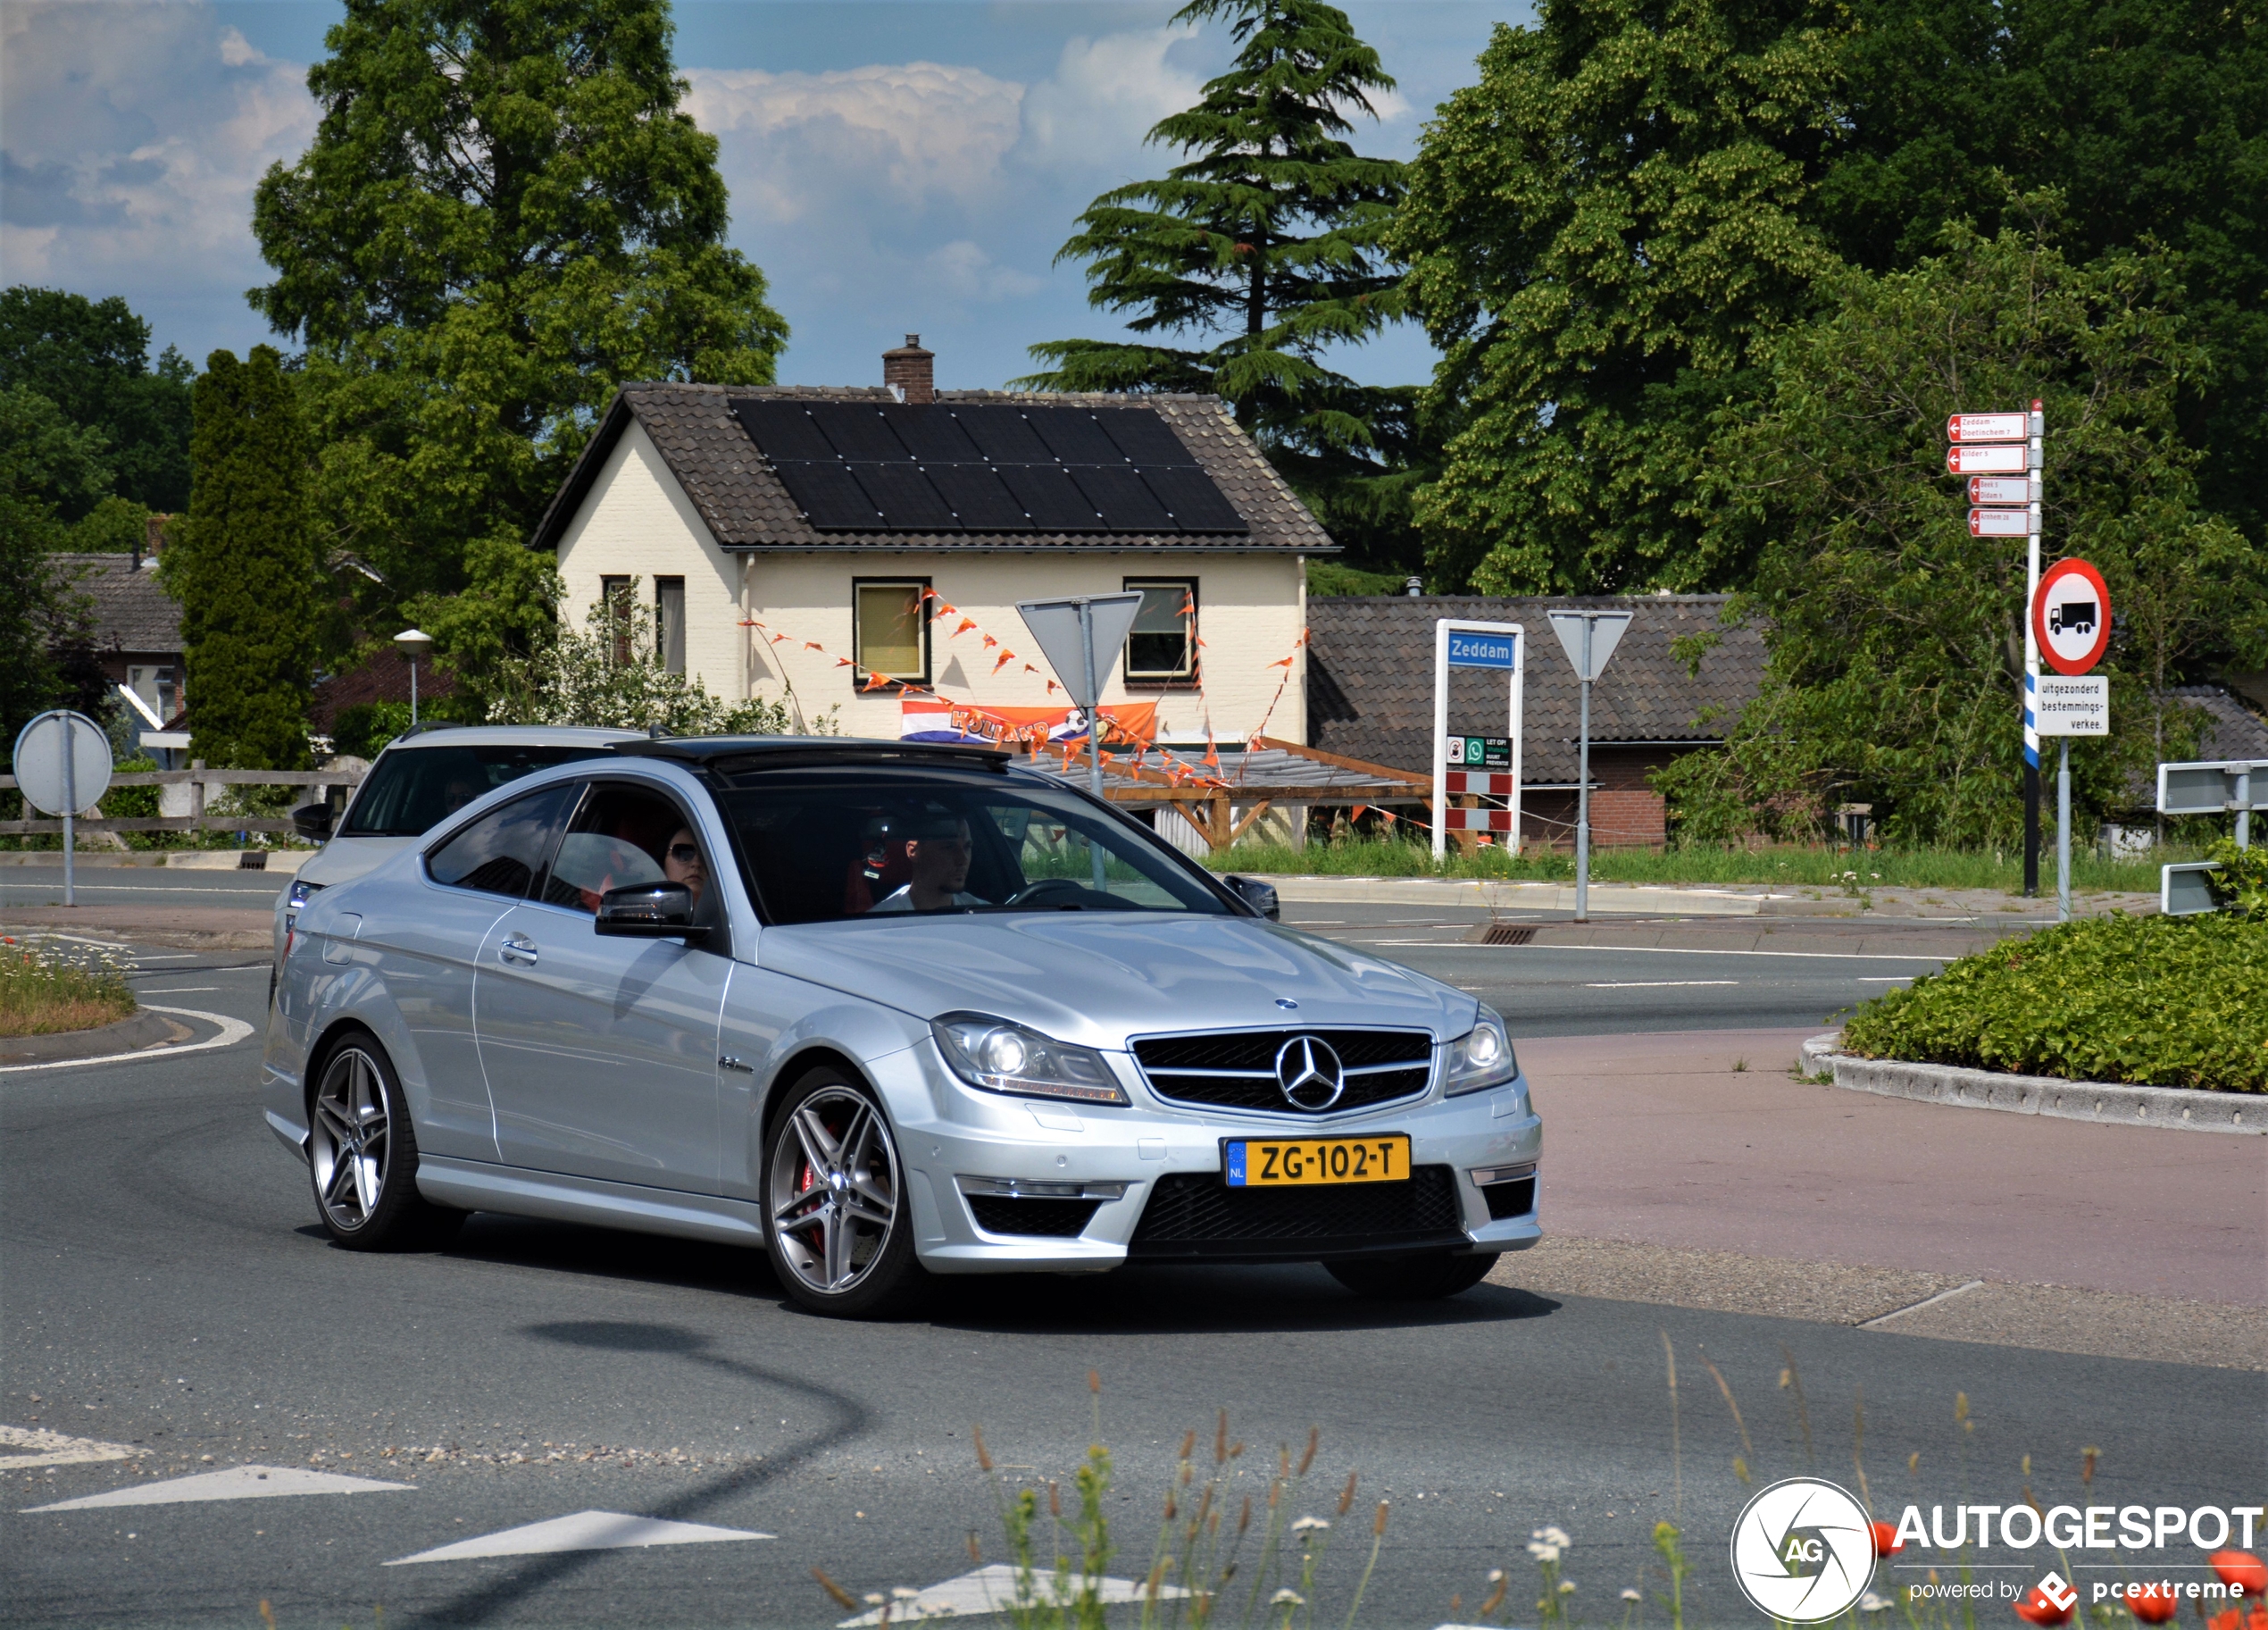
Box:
[1247,735,1429,790]
[1228,800,1274,843]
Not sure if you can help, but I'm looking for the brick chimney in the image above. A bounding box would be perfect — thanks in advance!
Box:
[883,333,934,405]
[136,513,171,571]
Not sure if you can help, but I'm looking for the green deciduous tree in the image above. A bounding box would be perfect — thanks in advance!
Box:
[1018,0,1409,481]
[1656,212,2267,847]
[1397,0,1845,595]
[0,288,194,515]
[1814,0,2268,544]
[248,0,788,634]
[163,348,329,770]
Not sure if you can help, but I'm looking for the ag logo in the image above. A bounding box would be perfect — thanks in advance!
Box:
[1729,1477,1875,1622]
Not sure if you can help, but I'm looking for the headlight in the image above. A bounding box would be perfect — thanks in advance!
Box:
[1443,1007,1519,1097]
[286,879,321,917]
[931,1013,1129,1106]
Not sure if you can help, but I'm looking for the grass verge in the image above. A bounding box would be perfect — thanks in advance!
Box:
[0,939,136,1037]
[1842,912,2267,1091]
[1200,836,2185,894]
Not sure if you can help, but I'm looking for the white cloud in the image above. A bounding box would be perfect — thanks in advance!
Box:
[685,61,1026,222]
[0,2,315,354]
[922,239,1044,303]
[1014,25,1202,176]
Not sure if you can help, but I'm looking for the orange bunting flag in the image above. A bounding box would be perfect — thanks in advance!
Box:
[1352,805,1370,822]
[1098,751,1114,767]
[1203,730,1220,769]
[1271,656,1295,668]
[862,672,892,691]
[981,634,999,649]
[954,618,977,637]
[1022,663,1038,674]
[771,632,789,644]
[991,651,1014,673]
[835,657,854,668]
[805,641,826,652]
[1045,680,1059,695]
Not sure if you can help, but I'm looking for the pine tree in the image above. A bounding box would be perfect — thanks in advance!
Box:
[163,348,325,771]
[1018,0,1407,464]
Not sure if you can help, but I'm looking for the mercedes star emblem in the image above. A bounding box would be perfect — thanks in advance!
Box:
[1275,1035,1346,1111]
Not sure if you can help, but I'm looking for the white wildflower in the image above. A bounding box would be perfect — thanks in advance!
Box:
[1559,1580,1577,1594]
[1291,1517,1330,1534]
[1622,1589,1643,1602]
[1272,1589,1305,1606]
[1487,1569,1505,1584]
[892,1587,922,1600]
[1537,1525,1572,1549]
[1527,1541,1563,1563]
[1859,1592,1891,1613]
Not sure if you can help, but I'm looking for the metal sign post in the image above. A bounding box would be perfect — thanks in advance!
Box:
[12,710,114,908]
[2032,557,2112,924]
[1545,610,1633,922]
[1018,592,1146,888]
[1430,621,1524,865]
[1948,404,2044,894]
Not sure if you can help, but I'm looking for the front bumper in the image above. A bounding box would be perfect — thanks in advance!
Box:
[863,1042,1543,1275]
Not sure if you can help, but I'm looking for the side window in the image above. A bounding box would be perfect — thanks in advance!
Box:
[541,782,710,916]
[425,786,574,899]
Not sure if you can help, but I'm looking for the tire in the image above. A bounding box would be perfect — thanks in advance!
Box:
[306,1032,462,1250]
[1326,1250,1495,1300]
[763,1067,930,1319]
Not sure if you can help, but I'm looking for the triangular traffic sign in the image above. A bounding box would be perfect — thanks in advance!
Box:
[1546,610,1632,681]
[1015,593,1145,707]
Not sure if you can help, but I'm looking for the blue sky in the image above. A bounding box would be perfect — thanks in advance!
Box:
[1,0,1529,395]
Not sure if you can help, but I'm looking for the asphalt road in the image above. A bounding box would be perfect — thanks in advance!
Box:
[4,963,2259,1629]
[0,866,288,911]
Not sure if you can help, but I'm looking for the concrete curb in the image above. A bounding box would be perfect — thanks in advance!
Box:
[0,1009,181,1066]
[1800,1032,2266,1134]
[1250,874,1817,916]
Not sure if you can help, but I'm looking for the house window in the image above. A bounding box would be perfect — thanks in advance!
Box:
[599,575,634,665]
[854,579,930,684]
[655,577,686,675]
[1124,579,1197,681]
[127,665,177,723]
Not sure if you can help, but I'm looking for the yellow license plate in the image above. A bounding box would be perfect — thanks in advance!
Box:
[1225,1135,1411,1188]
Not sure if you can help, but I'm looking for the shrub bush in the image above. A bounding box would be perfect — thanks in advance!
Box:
[1843,912,2268,1091]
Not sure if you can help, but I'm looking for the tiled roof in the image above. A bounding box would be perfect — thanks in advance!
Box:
[309,649,459,733]
[49,554,182,654]
[529,384,1334,555]
[2172,686,2268,763]
[1307,595,1767,782]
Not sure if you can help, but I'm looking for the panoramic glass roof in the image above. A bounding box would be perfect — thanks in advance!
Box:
[731,400,1249,536]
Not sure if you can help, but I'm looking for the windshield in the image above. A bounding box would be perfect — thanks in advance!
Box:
[341,743,614,837]
[715,768,1234,925]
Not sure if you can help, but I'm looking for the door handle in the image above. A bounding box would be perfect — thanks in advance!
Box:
[498,933,538,966]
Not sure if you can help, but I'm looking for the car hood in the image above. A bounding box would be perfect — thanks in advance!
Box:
[293,836,417,891]
[754,913,1478,1049]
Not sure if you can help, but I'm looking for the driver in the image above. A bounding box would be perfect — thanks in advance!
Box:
[866,808,984,913]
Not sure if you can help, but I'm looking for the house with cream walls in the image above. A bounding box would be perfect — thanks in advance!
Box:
[528,339,1329,748]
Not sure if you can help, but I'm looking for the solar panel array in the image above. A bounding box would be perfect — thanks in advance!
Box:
[730,400,1250,535]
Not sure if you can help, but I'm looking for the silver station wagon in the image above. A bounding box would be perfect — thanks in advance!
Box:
[262,738,1543,1317]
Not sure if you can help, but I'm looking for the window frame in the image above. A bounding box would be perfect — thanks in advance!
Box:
[599,575,634,665]
[1121,577,1199,687]
[421,783,578,903]
[655,576,687,675]
[851,576,932,686]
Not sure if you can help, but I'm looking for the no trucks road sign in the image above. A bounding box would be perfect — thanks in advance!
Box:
[2032,557,2112,676]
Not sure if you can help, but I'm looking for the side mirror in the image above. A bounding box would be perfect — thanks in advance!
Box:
[291,802,334,840]
[595,882,710,940]
[1223,874,1280,922]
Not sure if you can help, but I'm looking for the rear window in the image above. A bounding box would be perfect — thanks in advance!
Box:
[341,743,613,837]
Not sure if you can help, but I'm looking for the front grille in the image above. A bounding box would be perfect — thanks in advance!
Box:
[1131,1028,1433,1114]
[1481,1177,1537,1221]
[1128,1166,1463,1261]
[967,1196,1101,1238]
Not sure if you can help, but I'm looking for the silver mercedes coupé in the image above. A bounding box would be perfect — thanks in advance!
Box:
[262,738,1542,1317]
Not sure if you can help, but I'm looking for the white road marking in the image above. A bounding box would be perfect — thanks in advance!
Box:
[24,1464,411,1511]
[0,1425,140,1469]
[837,1565,1188,1626]
[1584,980,1740,989]
[138,987,220,993]
[0,883,278,896]
[0,1007,254,1074]
[1856,976,1914,982]
[1861,1280,1988,1329]
[387,1510,770,1565]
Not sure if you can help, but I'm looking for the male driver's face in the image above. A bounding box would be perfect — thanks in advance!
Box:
[905,823,971,901]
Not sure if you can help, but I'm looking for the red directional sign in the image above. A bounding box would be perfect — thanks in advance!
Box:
[1947,412,2030,443]
[1967,476,2032,505]
[1947,444,2030,475]
[1969,507,2035,538]
[2032,557,2112,676]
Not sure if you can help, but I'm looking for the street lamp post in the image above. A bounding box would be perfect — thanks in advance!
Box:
[394,628,434,727]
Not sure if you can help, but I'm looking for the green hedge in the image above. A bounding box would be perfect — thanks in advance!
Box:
[1842,912,2268,1092]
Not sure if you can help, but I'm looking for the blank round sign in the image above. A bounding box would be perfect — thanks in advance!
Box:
[2032,558,2112,676]
[12,710,114,815]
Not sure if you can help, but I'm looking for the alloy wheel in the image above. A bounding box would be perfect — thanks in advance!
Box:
[311,1046,390,1233]
[768,1087,900,1296]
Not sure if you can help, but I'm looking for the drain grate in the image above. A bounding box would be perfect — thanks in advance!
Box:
[1474,923,1535,946]
[237,852,268,871]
